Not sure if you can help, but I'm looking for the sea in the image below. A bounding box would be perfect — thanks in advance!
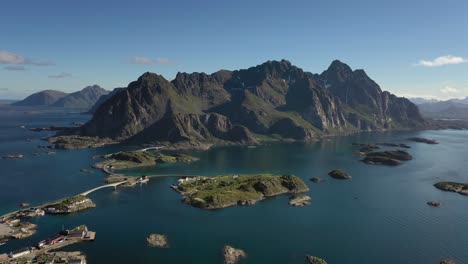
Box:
[0,106,467,264]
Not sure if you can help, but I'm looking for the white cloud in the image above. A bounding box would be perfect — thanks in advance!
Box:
[48,72,71,78]
[440,86,459,94]
[0,50,54,66]
[0,51,26,64]
[416,55,466,67]
[129,56,175,65]
[4,66,27,71]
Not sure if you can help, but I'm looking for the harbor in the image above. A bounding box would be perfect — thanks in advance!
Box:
[0,225,94,263]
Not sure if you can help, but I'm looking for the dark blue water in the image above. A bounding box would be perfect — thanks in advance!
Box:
[1,106,467,263]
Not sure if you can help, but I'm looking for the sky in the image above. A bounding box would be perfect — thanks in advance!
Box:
[1,0,467,100]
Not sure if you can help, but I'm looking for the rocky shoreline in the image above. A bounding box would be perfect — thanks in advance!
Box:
[328,170,352,180]
[362,150,413,166]
[146,233,169,248]
[434,182,468,196]
[223,245,246,264]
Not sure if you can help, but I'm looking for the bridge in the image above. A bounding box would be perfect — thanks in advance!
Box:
[80,181,128,196]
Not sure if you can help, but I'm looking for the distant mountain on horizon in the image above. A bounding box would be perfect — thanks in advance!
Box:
[416,97,468,120]
[410,96,468,105]
[409,97,440,105]
[51,85,109,109]
[12,85,109,110]
[77,59,426,147]
[12,90,68,107]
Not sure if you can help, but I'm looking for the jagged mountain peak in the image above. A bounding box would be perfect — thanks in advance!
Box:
[321,60,354,82]
[80,59,426,144]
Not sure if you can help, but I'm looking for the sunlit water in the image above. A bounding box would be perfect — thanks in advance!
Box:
[1,106,467,263]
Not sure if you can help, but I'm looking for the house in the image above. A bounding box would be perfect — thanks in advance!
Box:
[67,230,85,239]
[83,231,96,241]
[9,247,30,258]
[48,236,65,245]
[38,240,47,248]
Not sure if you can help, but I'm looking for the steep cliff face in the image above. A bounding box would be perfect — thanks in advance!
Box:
[87,87,126,114]
[81,73,195,139]
[80,60,426,145]
[320,60,425,129]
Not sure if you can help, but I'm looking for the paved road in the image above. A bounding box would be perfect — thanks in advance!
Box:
[79,181,128,196]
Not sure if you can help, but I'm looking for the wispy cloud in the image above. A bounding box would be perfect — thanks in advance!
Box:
[48,72,71,78]
[0,50,54,66]
[440,86,459,94]
[4,66,28,71]
[416,55,467,67]
[129,56,175,65]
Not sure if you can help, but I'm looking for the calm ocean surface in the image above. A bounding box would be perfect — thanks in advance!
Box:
[1,106,467,264]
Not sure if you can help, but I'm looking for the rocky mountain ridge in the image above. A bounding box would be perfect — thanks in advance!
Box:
[78,60,426,146]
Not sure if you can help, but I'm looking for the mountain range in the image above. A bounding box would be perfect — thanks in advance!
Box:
[77,60,426,146]
[413,97,468,120]
[13,85,109,109]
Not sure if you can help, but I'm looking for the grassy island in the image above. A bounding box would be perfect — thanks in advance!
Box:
[44,195,96,214]
[434,182,468,196]
[95,150,198,170]
[174,174,309,209]
[48,135,117,149]
[362,150,412,166]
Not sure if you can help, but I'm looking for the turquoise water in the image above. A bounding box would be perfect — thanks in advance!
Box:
[1,107,468,263]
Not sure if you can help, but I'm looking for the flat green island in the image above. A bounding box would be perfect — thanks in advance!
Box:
[48,135,117,149]
[174,174,309,209]
[434,182,468,196]
[95,150,199,170]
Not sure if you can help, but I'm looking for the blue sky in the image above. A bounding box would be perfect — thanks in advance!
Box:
[1,0,467,100]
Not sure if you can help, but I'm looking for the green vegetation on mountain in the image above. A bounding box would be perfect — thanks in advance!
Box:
[12,90,68,106]
[74,60,426,148]
[51,85,109,108]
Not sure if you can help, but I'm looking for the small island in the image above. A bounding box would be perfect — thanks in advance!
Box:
[1,154,24,159]
[289,194,311,207]
[310,177,325,183]
[223,245,246,264]
[362,150,412,166]
[44,195,96,214]
[408,137,438,144]
[434,182,468,196]
[94,150,198,170]
[48,135,118,149]
[146,233,169,248]
[306,255,328,264]
[328,170,352,180]
[173,174,309,209]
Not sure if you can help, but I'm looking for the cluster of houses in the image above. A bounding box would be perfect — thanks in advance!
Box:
[0,218,37,241]
[0,208,44,224]
[45,196,93,214]
[1,227,94,262]
[176,177,200,185]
